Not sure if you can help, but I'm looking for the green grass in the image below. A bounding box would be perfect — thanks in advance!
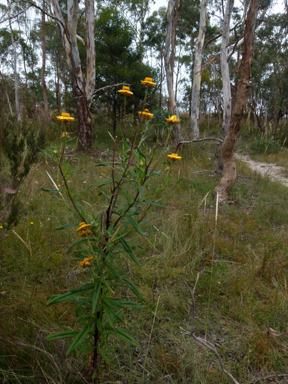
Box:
[1,125,288,383]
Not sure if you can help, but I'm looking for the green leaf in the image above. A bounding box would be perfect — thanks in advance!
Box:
[55,223,78,230]
[67,239,88,253]
[47,292,79,306]
[67,167,83,174]
[41,188,62,193]
[70,283,95,294]
[143,200,166,209]
[122,277,145,301]
[119,238,140,266]
[67,320,94,355]
[115,328,139,346]
[128,216,144,235]
[95,162,111,167]
[97,179,113,188]
[76,335,93,357]
[46,331,79,340]
[75,185,93,195]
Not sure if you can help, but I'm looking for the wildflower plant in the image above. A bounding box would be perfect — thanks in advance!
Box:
[43,81,180,379]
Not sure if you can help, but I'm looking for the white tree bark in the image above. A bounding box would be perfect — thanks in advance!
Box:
[8,0,22,127]
[50,0,96,150]
[190,0,208,139]
[164,0,183,141]
[221,0,234,137]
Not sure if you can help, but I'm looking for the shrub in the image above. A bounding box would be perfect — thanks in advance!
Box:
[250,139,281,154]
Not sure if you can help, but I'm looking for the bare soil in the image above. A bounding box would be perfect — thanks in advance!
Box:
[235,153,288,186]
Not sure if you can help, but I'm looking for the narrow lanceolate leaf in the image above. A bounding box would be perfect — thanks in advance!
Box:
[55,223,78,230]
[115,328,139,346]
[47,292,79,306]
[67,167,83,174]
[67,239,88,253]
[128,216,144,235]
[95,162,112,167]
[119,238,140,266]
[70,283,95,294]
[46,331,79,340]
[97,179,113,188]
[122,277,145,301]
[91,282,102,314]
[41,188,62,193]
[67,320,94,355]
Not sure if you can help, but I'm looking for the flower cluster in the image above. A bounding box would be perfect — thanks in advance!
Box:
[118,85,133,96]
[138,108,154,119]
[76,222,92,237]
[61,131,70,138]
[79,257,94,268]
[57,112,75,122]
[167,153,182,161]
[165,115,181,124]
[140,77,156,87]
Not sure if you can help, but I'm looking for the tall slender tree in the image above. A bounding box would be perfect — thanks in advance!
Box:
[214,0,261,201]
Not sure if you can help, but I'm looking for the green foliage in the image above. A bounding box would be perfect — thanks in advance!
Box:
[250,139,281,154]
[0,115,45,234]
[44,92,175,377]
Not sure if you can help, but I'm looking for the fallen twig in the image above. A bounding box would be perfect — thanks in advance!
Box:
[176,137,223,152]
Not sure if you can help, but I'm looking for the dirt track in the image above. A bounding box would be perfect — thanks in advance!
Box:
[235,153,288,187]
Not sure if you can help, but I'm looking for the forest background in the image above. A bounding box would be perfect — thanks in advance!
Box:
[1,0,288,383]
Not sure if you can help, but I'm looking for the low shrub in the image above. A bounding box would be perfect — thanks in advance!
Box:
[250,139,281,154]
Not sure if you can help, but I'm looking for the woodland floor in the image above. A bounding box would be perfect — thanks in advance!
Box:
[235,152,288,186]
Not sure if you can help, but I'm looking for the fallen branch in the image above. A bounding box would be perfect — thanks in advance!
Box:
[182,273,241,384]
[176,137,223,152]
[93,83,130,95]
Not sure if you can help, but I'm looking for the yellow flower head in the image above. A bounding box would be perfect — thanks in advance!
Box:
[138,108,154,119]
[79,257,94,268]
[118,85,133,96]
[76,222,92,237]
[61,131,70,138]
[140,77,156,87]
[167,153,182,161]
[57,112,75,122]
[0,225,3,229]
[165,115,181,124]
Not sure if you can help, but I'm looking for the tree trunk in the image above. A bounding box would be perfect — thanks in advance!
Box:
[41,0,49,123]
[8,0,22,128]
[164,0,183,142]
[190,0,208,139]
[51,0,95,150]
[215,0,234,172]
[214,0,261,201]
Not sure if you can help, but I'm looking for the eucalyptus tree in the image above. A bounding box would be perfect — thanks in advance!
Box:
[164,0,183,141]
[49,0,95,150]
[190,0,208,139]
[214,0,261,201]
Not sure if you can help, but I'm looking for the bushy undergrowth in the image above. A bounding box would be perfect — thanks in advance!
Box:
[250,139,281,154]
[1,127,288,383]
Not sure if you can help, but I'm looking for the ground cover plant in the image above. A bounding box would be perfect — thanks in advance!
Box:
[1,113,288,383]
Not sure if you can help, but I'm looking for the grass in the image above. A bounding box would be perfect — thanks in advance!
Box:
[1,122,288,383]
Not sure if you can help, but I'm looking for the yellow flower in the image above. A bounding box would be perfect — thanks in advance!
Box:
[61,131,70,138]
[138,109,154,119]
[76,222,92,237]
[30,222,34,225]
[0,226,3,229]
[57,112,75,122]
[79,257,94,268]
[165,115,181,124]
[167,153,181,161]
[118,85,133,96]
[140,77,156,87]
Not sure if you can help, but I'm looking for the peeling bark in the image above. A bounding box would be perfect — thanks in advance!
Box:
[51,0,95,150]
[164,0,183,142]
[190,0,208,139]
[214,0,261,201]
[215,0,234,172]
[41,0,49,121]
